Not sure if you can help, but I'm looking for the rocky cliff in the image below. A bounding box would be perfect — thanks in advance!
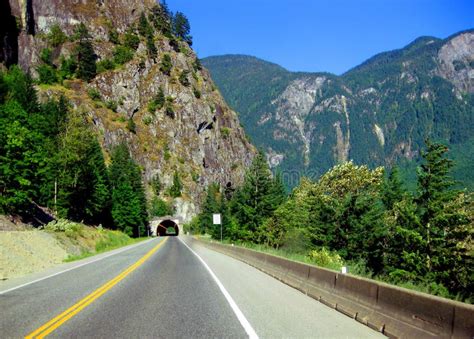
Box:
[2,0,255,220]
[203,30,474,189]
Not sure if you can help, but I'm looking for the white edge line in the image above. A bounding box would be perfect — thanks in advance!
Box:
[178,237,259,339]
[0,237,157,295]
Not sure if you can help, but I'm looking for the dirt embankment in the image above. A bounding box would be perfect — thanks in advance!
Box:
[0,217,136,281]
[0,230,69,280]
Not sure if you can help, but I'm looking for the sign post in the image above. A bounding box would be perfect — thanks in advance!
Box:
[213,213,222,242]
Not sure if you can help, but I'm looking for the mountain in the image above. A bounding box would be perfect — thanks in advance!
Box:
[1,0,255,221]
[202,30,474,190]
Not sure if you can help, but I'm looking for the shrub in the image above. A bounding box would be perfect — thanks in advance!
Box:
[108,28,120,44]
[87,88,101,101]
[142,115,153,125]
[220,127,230,138]
[150,197,174,216]
[193,87,201,99]
[308,247,344,270]
[127,117,136,133]
[192,58,202,72]
[96,59,116,73]
[37,64,57,84]
[160,54,172,75]
[45,219,84,237]
[123,30,140,50]
[59,57,77,79]
[179,70,190,86]
[105,100,118,112]
[113,46,134,65]
[146,36,157,59]
[47,24,67,47]
[40,48,53,65]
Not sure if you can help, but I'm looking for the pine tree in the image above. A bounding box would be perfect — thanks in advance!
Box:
[173,11,192,45]
[150,2,172,37]
[55,111,109,223]
[382,166,405,210]
[415,139,471,295]
[168,171,182,198]
[231,151,281,241]
[74,23,97,81]
[109,143,148,236]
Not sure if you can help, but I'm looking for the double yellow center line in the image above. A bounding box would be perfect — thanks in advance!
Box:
[26,237,168,338]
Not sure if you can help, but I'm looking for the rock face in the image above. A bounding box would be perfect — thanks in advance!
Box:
[437,32,474,93]
[203,31,474,189]
[5,0,255,220]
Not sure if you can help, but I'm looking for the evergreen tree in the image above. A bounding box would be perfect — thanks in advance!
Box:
[382,166,405,210]
[109,143,148,236]
[55,110,110,223]
[168,171,182,198]
[173,11,192,45]
[74,23,97,81]
[150,2,173,37]
[230,151,282,241]
[415,140,471,295]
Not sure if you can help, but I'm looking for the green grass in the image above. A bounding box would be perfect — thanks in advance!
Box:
[64,232,148,262]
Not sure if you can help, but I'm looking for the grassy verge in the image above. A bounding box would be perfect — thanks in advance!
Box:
[44,219,149,262]
[194,235,470,303]
[64,233,148,262]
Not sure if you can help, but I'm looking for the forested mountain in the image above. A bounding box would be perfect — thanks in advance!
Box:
[203,30,474,189]
[1,0,255,230]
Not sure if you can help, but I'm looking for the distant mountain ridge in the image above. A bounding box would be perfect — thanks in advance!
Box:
[202,29,474,189]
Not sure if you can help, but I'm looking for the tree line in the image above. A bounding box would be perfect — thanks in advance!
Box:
[0,66,148,236]
[190,143,473,302]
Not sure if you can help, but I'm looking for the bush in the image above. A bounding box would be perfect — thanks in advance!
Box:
[105,100,118,112]
[193,87,201,99]
[87,88,101,101]
[37,64,57,84]
[45,219,84,235]
[148,87,165,113]
[40,48,53,65]
[59,57,77,79]
[113,46,134,65]
[142,115,153,125]
[96,59,116,73]
[220,127,230,138]
[47,24,67,47]
[108,28,120,44]
[123,30,140,50]
[179,70,190,86]
[127,117,136,133]
[192,58,202,72]
[308,247,344,270]
[160,54,172,75]
[150,197,174,216]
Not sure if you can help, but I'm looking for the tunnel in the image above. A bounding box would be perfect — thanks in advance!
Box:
[157,219,179,236]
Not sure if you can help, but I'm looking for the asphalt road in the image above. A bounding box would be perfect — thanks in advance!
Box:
[1,236,385,338]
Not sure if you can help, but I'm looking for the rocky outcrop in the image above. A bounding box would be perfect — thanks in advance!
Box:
[437,32,474,93]
[6,0,255,221]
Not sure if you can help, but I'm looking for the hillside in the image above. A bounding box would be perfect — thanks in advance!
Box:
[1,0,255,223]
[202,30,474,189]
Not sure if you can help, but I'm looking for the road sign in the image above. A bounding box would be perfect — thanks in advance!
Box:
[213,214,222,242]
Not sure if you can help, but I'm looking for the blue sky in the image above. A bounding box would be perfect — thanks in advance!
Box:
[166,0,473,75]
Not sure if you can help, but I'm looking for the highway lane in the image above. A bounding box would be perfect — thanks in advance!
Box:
[1,236,385,338]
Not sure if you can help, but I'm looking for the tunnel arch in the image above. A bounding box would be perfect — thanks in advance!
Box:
[157,219,179,236]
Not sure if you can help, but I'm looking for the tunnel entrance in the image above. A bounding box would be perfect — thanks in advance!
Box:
[157,219,179,236]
